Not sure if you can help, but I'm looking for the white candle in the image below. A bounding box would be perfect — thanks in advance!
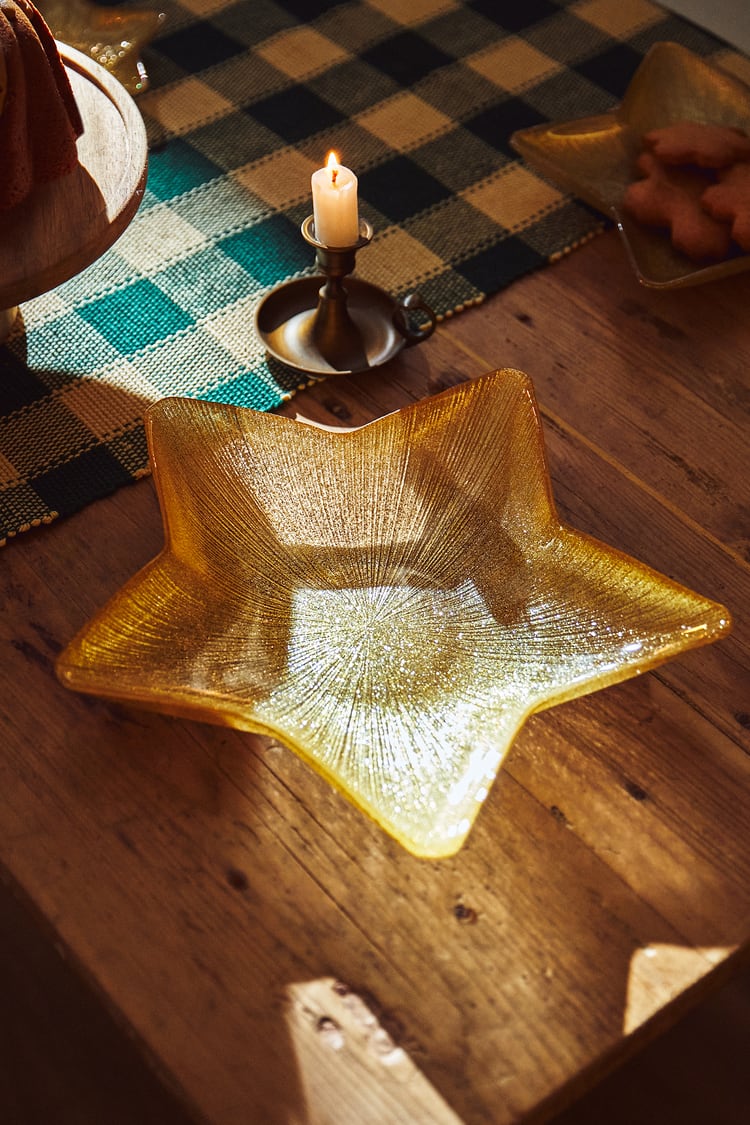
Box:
[311,151,359,247]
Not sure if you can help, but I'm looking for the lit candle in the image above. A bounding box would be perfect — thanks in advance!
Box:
[311,151,359,247]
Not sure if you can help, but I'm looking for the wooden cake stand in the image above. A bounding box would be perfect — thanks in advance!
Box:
[0,42,148,342]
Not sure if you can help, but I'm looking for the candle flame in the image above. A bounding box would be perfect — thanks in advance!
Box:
[327,150,340,185]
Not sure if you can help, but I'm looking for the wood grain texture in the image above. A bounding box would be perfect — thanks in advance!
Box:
[2,869,748,1125]
[0,876,194,1125]
[1,229,749,1124]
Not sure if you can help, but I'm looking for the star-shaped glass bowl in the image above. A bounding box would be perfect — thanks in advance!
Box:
[511,42,750,289]
[57,371,731,857]
[38,0,164,95]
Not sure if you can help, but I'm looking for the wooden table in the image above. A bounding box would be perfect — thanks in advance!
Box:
[1,229,749,1125]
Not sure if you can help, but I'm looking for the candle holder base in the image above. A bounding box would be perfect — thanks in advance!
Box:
[255,216,436,377]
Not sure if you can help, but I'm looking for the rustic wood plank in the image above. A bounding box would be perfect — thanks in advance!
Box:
[549,958,750,1125]
[0,875,196,1125]
[445,233,750,559]
[1,229,749,1125]
[7,491,719,1123]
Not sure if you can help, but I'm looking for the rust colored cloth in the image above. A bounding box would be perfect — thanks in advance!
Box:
[0,0,83,209]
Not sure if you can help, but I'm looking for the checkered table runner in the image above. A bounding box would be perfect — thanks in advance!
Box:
[0,0,741,544]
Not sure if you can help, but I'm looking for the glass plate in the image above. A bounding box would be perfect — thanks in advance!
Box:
[511,42,750,289]
[56,371,731,856]
[37,0,164,95]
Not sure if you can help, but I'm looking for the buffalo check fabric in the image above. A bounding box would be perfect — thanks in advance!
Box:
[0,0,742,543]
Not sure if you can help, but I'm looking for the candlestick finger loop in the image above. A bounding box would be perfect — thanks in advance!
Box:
[393,292,437,346]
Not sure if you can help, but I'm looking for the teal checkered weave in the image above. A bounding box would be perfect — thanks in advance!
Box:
[0,0,740,543]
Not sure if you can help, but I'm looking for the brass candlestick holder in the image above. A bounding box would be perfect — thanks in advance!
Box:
[255,215,436,376]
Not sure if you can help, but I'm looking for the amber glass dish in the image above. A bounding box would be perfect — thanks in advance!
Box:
[512,42,750,288]
[57,371,731,856]
[38,0,164,94]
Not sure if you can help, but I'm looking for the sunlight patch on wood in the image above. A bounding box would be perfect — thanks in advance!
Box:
[285,977,462,1124]
[624,943,736,1034]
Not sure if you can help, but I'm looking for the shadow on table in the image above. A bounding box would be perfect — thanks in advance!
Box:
[39,689,747,1125]
[0,874,197,1125]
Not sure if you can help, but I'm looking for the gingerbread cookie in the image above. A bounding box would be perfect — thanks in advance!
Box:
[643,120,750,169]
[701,162,750,252]
[622,150,732,262]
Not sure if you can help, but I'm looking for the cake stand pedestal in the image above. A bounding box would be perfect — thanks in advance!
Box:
[0,42,148,343]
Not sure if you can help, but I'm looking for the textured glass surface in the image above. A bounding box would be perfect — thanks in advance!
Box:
[57,370,731,857]
[38,0,163,94]
[512,43,750,289]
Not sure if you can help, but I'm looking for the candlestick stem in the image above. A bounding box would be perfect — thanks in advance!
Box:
[302,216,373,370]
[255,216,436,377]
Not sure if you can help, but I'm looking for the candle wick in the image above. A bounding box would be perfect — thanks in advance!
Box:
[331,167,338,185]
